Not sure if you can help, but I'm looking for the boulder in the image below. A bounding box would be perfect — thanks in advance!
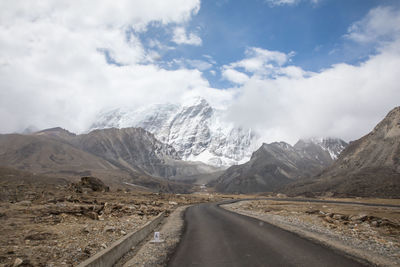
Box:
[350,214,368,222]
[305,209,320,214]
[71,177,109,193]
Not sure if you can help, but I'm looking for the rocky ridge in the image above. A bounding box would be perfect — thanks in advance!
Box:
[213,138,347,193]
[0,126,218,192]
[284,106,400,197]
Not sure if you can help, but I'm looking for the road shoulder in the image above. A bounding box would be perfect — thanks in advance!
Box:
[121,205,189,267]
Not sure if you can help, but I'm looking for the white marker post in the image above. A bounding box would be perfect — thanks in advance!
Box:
[150,231,164,243]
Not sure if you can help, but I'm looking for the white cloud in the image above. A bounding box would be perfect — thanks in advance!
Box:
[1,0,399,151]
[0,0,206,133]
[223,47,299,80]
[345,6,400,44]
[171,58,213,71]
[266,0,299,6]
[0,0,200,30]
[277,65,309,79]
[148,39,175,51]
[228,47,293,74]
[220,6,400,143]
[186,59,213,70]
[172,27,202,46]
[203,55,217,64]
[226,38,400,144]
[222,68,250,84]
[265,0,320,7]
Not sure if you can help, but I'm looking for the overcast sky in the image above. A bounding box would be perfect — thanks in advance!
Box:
[1,0,400,143]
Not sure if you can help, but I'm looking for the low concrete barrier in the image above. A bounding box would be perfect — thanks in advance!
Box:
[77,212,165,267]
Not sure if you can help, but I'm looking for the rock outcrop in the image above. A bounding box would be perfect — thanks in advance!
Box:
[71,177,110,193]
[213,138,347,193]
[284,106,400,197]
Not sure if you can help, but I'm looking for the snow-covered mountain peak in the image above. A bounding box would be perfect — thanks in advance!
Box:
[181,96,208,107]
[90,98,259,167]
[298,137,348,160]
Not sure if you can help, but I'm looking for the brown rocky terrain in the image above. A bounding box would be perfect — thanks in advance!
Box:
[283,106,400,197]
[0,168,225,267]
[0,126,220,193]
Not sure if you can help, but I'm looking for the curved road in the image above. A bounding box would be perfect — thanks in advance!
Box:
[168,202,369,267]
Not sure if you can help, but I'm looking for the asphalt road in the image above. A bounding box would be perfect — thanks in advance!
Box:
[168,203,369,267]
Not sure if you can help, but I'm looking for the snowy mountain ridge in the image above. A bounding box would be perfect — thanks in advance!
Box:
[91,98,260,167]
[90,98,347,167]
[298,137,348,160]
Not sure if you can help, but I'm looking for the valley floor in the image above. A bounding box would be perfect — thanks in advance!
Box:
[2,176,400,267]
[0,182,226,267]
[223,199,400,266]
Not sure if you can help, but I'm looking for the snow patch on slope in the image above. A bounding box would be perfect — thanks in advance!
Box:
[301,137,348,160]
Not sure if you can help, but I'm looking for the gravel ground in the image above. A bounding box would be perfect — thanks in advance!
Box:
[0,180,214,267]
[0,193,157,267]
[222,200,400,267]
[120,205,189,267]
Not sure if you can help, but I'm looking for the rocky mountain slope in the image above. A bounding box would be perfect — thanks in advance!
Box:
[295,137,347,160]
[0,133,116,177]
[73,127,219,178]
[284,106,400,198]
[90,98,259,167]
[213,138,347,193]
[0,127,219,192]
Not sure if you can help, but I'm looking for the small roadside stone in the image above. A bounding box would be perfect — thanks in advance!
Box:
[104,226,115,233]
[13,258,23,266]
[323,216,334,223]
[305,209,320,214]
[87,212,99,220]
[19,201,32,206]
[350,214,368,222]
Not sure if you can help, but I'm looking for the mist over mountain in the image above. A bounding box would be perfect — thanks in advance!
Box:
[91,98,260,167]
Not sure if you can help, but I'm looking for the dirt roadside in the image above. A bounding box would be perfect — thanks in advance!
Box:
[0,179,226,267]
